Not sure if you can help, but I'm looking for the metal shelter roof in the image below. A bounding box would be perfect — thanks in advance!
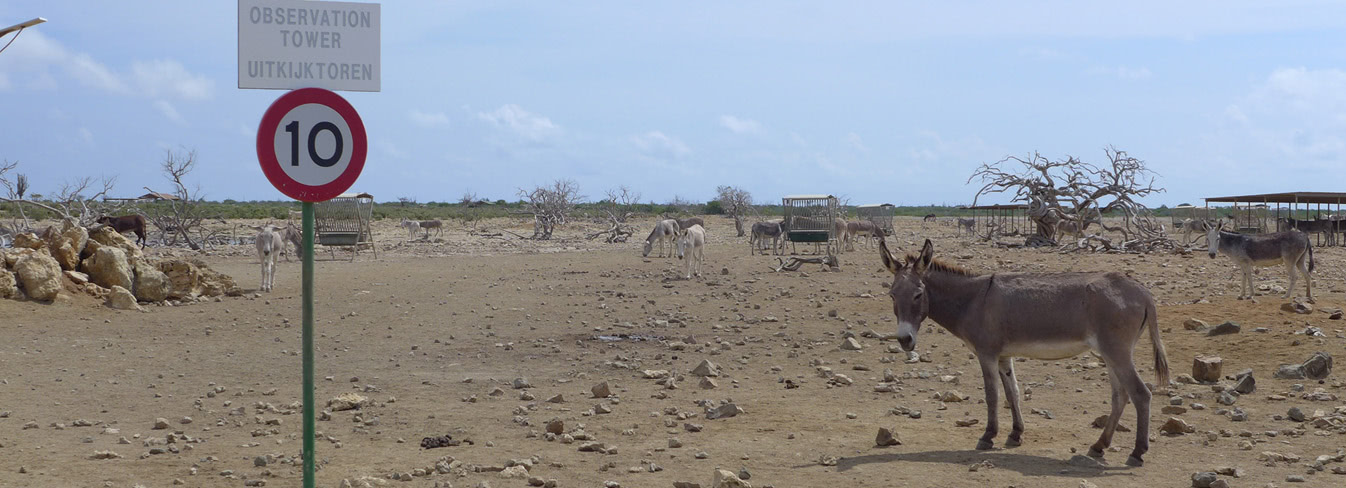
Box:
[964,204,1030,210]
[1204,192,1346,204]
[857,203,894,208]
[782,194,835,200]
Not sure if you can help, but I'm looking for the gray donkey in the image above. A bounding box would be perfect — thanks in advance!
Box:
[1206,221,1314,302]
[878,238,1168,466]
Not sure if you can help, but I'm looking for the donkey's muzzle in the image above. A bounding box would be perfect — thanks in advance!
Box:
[896,334,914,352]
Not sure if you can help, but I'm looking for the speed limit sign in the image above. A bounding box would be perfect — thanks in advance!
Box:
[256,87,368,202]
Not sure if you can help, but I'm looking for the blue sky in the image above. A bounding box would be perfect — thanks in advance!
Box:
[3,1,1346,206]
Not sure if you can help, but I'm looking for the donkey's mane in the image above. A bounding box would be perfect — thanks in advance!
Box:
[904,253,979,276]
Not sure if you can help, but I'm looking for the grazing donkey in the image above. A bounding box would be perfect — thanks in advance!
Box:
[254,225,283,292]
[845,220,881,250]
[750,220,784,255]
[956,217,976,236]
[97,215,148,248]
[1207,222,1314,302]
[282,223,303,262]
[419,219,444,238]
[878,238,1169,466]
[643,219,681,258]
[923,214,937,222]
[677,224,705,279]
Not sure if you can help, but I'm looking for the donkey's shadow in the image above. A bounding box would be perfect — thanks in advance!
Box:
[832,449,1136,479]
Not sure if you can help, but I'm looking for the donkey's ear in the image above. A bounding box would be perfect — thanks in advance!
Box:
[878,238,903,275]
[914,239,935,274]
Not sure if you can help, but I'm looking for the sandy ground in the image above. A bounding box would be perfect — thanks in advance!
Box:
[2,215,1345,488]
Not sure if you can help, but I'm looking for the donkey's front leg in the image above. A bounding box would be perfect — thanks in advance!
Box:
[976,355,1001,450]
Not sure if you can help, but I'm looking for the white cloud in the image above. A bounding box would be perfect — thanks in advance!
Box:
[68,53,128,93]
[132,59,214,100]
[845,132,868,152]
[477,104,560,141]
[378,139,408,159]
[631,131,691,158]
[1207,67,1346,170]
[718,115,763,135]
[409,109,450,127]
[153,100,185,124]
[1089,65,1153,80]
[1260,67,1346,114]
[78,127,93,144]
[239,124,255,138]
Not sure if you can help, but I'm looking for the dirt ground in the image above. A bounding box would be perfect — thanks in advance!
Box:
[2,215,1345,488]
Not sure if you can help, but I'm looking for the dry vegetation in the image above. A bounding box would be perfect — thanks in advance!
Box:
[1,215,1345,488]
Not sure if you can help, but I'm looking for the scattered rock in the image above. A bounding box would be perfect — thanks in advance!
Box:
[591,381,611,398]
[1274,364,1307,380]
[328,393,369,411]
[153,418,169,430]
[1191,472,1218,488]
[512,377,532,389]
[1287,407,1306,422]
[1301,352,1332,380]
[699,377,717,389]
[1283,299,1313,314]
[875,427,901,447]
[0,270,18,299]
[1090,415,1131,432]
[712,468,752,488]
[1206,321,1241,336]
[89,450,122,460]
[82,246,132,292]
[692,359,721,377]
[1160,417,1194,435]
[131,260,171,302]
[1193,356,1223,383]
[840,337,863,351]
[1233,372,1256,394]
[705,403,744,420]
[1183,318,1208,331]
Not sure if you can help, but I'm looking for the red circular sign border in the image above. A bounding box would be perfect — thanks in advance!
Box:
[256,88,367,203]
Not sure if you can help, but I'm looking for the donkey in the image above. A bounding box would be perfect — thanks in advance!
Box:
[1207,222,1314,302]
[923,214,937,222]
[832,218,850,254]
[878,238,1169,466]
[400,218,421,241]
[750,220,784,255]
[282,223,304,262]
[96,215,147,248]
[677,224,705,279]
[676,217,705,230]
[845,220,881,250]
[956,217,976,236]
[254,225,283,292]
[643,219,681,258]
[419,219,444,238]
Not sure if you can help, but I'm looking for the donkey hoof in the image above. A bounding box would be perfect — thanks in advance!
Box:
[1086,447,1104,458]
[975,439,994,450]
[1125,455,1144,467]
[1004,436,1022,448]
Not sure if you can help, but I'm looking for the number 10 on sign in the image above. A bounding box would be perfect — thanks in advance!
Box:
[257,88,367,203]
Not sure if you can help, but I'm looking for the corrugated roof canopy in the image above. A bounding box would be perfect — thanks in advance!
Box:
[965,204,1030,210]
[336,192,374,199]
[857,203,894,208]
[782,194,835,200]
[1204,192,1346,204]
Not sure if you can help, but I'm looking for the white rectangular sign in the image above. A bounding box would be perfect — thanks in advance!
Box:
[238,0,380,92]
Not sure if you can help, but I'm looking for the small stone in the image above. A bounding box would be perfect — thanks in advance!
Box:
[1301,352,1332,380]
[545,419,564,435]
[706,403,743,420]
[512,377,532,389]
[591,382,611,398]
[1286,475,1306,483]
[1233,373,1256,395]
[1207,321,1241,336]
[1193,356,1223,383]
[712,469,751,488]
[546,394,565,403]
[692,359,721,377]
[840,337,863,351]
[1184,318,1209,330]
[153,418,169,430]
[1161,417,1194,435]
[1191,472,1218,488]
[875,427,901,447]
[1274,364,1306,380]
[699,377,718,389]
[1287,407,1306,422]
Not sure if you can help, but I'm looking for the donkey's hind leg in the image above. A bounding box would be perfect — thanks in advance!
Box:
[1284,257,1299,300]
[1088,373,1129,458]
[997,356,1025,447]
[1297,252,1314,303]
[1117,358,1153,466]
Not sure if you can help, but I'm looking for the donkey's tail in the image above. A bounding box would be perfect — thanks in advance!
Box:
[1308,241,1316,273]
[1146,303,1170,387]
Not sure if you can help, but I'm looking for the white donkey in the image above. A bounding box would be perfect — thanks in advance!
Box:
[400,218,421,241]
[254,224,284,292]
[643,219,681,257]
[677,224,705,279]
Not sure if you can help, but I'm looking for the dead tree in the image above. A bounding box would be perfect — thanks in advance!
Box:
[518,179,582,240]
[968,146,1174,252]
[715,185,753,237]
[145,148,208,249]
[602,185,641,223]
[2,159,117,228]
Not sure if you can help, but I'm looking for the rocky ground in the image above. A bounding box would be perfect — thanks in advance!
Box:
[1,215,1344,488]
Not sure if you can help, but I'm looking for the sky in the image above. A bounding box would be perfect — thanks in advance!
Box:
[2,1,1346,206]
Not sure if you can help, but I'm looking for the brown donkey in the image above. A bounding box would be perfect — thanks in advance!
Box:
[878,238,1169,466]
